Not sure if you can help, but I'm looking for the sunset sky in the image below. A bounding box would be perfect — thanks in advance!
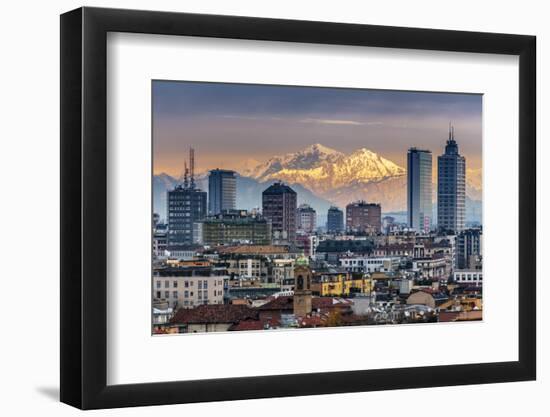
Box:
[152,81,482,177]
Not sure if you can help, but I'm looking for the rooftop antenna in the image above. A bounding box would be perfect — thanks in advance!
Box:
[448,121,452,140]
[451,125,455,141]
[189,147,195,189]
[183,160,189,188]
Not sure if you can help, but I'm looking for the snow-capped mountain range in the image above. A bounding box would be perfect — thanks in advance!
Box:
[153,143,482,221]
[244,144,405,195]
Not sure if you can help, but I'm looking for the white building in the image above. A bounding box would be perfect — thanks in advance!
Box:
[453,270,483,286]
[340,256,401,273]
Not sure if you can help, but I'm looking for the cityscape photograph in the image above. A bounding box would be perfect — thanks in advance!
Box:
[152,81,483,334]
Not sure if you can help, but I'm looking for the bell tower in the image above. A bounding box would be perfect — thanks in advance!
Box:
[293,255,312,317]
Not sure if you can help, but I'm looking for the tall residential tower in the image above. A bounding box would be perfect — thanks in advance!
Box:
[407,148,433,233]
[437,125,466,233]
[262,182,297,245]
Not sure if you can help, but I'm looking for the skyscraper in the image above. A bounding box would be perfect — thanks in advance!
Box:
[208,169,237,215]
[345,201,382,234]
[407,148,433,233]
[167,148,207,247]
[327,206,344,233]
[438,125,466,233]
[297,204,317,233]
[262,182,297,245]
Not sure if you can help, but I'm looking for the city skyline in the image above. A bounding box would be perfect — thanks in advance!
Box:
[153,81,482,177]
[153,81,483,335]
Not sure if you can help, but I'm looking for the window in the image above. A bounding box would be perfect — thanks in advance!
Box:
[184,281,189,288]
[164,291,169,298]
[203,280,208,289]
[164,280,169,288]
[184,291,189,298]
[173,281,178,288]
[156,281,161,289]
[198,281,202,289]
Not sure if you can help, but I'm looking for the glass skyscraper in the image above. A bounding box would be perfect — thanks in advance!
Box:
[208,169,237,215]
[407,148,433,233]
[437,127,466,233]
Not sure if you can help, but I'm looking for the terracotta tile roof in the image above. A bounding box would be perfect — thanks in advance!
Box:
[228,319,266,331]
[257,296,294,311]
[228,317,281,331]
[297,315,325,327]
[170,304,258,324]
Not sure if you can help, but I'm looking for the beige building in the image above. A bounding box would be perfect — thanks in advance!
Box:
[153,267,228,308]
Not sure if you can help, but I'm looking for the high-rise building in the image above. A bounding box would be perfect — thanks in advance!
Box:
[327,206,344,233]
[407,148,433,233]
[297,204,316,233]
[208,169,237,215]
[262,182,297,245]
[456,228,482,270]
[438,125,466,233]
[345,201,381,234]
[167,148,208,247]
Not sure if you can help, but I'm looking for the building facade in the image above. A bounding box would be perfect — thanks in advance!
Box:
[167,185,207,247]
[453,269,483,286]
[201,211,272,246]
[297,204,317,233]
[437,126,466,233]
[208,169,237,215]
[327,206,344,233]
[153,266,228,308]
[407,148,433,232]
[262,182,297,245]
[456,228,482,269]
[345,201,382,234]
[339,256,401,273]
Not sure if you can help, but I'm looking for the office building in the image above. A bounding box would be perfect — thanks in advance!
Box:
[167,148,208,247]
[407,148,433,232]
[201,210,272,246]
[327,206,344,233]
[208,169,237,215]
[438,125,466,232]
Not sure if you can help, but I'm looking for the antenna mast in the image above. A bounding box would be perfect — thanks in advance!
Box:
[183,160,189,188]
[189,147,195,188]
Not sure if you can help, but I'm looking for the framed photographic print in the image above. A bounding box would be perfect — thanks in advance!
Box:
[60,6,536,410]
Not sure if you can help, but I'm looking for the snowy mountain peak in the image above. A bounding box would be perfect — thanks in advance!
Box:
[304,143,342,156]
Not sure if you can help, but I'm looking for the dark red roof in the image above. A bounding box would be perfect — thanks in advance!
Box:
[257,296,294,311]
[257,296,353,313]
[228,319,266,331]
[228,316,281,331]
[170,304,258,324]
[297,315,325,327]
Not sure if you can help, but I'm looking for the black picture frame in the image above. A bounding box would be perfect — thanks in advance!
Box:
[60,6,536,410]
